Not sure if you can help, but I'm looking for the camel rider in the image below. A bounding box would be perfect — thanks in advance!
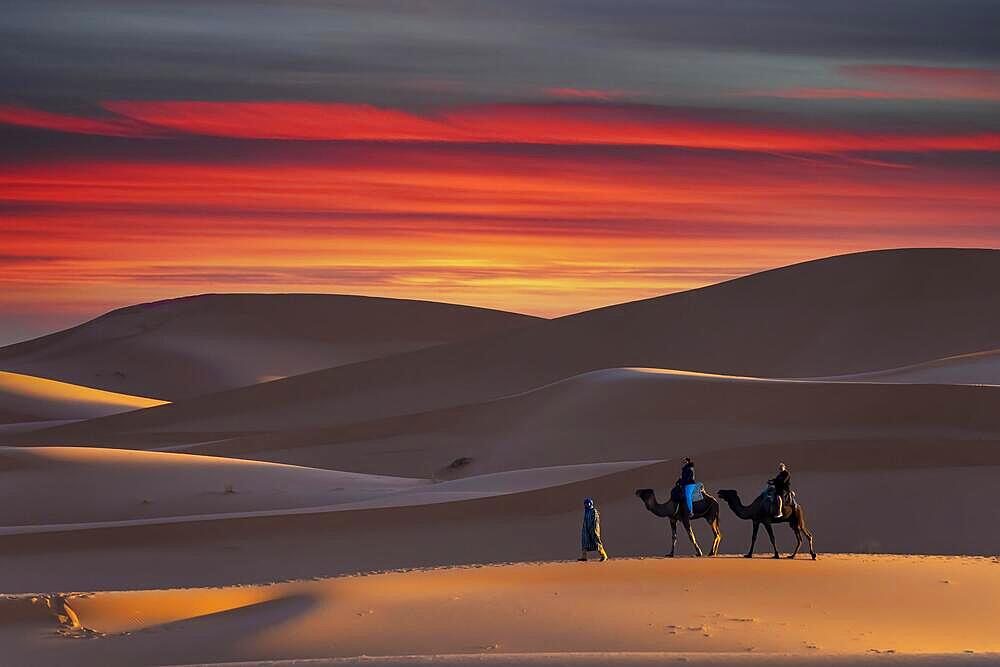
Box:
[769,462,791,518]
[679,457,698,518]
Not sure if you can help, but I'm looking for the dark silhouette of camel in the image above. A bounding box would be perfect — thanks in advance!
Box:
[635,488,722,557]
[717,489,816,559]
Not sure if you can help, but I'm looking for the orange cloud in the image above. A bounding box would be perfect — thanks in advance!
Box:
[2,139,997,331]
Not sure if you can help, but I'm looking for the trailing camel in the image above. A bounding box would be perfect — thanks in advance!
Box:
[635,488,722,557]
[717,489,816,559]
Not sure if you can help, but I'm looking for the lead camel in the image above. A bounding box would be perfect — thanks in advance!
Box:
[634,488,722,557]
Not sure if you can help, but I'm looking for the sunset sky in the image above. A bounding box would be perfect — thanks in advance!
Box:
[2,1,998,344]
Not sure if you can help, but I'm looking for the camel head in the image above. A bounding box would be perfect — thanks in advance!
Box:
[635,488,656,508]
[717,489,738,502]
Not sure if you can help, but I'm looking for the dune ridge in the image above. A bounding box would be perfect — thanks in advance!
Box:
[0,370,166,425]
[816,348,1000,386]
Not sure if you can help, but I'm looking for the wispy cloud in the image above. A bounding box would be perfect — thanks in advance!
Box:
[841,64,1000,101]
[0,105,157,137]
[543,88,633,101]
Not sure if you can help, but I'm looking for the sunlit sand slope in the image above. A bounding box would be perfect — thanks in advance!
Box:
[2,557,997,666]
[24,248,1000,443]
[0,294,540,400]
[0,371,165,424]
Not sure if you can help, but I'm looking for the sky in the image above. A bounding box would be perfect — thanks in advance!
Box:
[2,0,999,344]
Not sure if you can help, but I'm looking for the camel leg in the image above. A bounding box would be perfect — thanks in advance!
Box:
[789,525,802,559]
[744,520,760,558]
[763,522,780,558]
[801,519,817,560]
[707,516,721,556]
[682,517,703,557]
[793,508,818,560]
[668,518,677,558]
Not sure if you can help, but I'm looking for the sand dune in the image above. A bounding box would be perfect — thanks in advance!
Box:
[163,368,1000,478]
[819,348,1000,386]
[0,294,540,400]
[3,249,999,665]
[0,371,165,425]
[2,557,997,666]
[0,453,997,593]
[0,446,427,526]
[22,248,1000,444]
[6,370,997,582]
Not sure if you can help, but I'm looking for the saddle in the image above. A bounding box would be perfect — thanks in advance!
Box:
[670,482,705,512]
[761,486,796,516]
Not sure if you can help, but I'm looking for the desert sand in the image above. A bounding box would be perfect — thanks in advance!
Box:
[2,557,998,666]
[1,249,999,665]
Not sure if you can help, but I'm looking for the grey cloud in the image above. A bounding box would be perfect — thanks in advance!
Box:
[5,0,998,110]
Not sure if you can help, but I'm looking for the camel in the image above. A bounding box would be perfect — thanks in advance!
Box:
[717,489,816,559]
[635,488,722,557]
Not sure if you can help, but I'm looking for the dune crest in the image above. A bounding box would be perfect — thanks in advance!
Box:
[0,371,166,425]
[816,348,1000,386]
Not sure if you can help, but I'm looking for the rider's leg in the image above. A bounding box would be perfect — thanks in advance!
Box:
[578,549,588,561]
[598,542,609,561]
[684,483,697,516]
[775,494,783,518]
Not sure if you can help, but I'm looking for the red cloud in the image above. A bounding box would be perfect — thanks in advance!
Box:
[0,101,997,152]
[101,101,473,142]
